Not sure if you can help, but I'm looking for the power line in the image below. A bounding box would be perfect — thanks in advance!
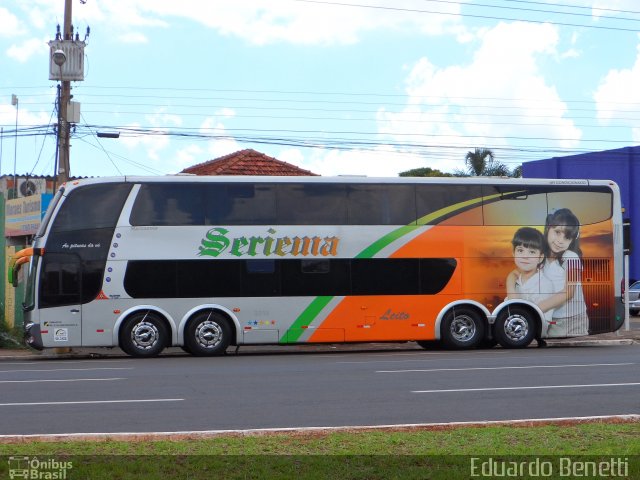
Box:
[292,0,640,32]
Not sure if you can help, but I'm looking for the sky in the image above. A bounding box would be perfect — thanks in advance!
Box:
[1,0,640,179]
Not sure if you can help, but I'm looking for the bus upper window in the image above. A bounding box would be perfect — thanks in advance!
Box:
[482,186,548,226]
[207,184,277,225]
[348,184,416,225]
[52,183,132,232]
[547,190,612,225]
[130,184,205,226]
[277,184,347,225]
[416,184,484,225]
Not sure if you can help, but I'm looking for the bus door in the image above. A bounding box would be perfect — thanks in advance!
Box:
[38,252,83,347]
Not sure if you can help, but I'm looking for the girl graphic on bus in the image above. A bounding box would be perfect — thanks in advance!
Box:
[537,208,589,337]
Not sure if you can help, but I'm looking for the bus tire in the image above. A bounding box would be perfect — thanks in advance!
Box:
[184,311,231,356]
[494,306,536,348]
[119,311,168,358]
[440,307,485,349]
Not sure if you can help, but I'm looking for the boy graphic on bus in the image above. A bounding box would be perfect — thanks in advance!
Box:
[506,227,554,338]
[536,208,589,337]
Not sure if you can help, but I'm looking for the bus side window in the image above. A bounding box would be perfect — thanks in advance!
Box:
[277,184,347,225]
[207,184,277,225]
[348,184,416,225]
[416,184,483,225]
[130,184,205,226]
[243,260,280,296]
[482,185,547,226]
[39,253,81,308]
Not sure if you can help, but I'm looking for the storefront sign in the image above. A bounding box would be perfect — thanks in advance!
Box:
[5,194,53,236]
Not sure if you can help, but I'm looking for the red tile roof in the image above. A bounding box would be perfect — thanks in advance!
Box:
[181,149,318,176]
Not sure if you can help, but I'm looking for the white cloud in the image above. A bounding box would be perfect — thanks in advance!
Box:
[6,37,48,62]
[216,108,236,118]
[118,32,148,44]
[146,109,182,127]
[289,146,428,177]
[120,121,170,162]
[198,117,241,159]
[378,21,582,172]
[594,36,640,123]
[174,144,204,172]
[51,0,468,46]
[0,7,23,37]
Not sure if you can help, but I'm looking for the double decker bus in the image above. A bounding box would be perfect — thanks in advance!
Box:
[10,176,626,357]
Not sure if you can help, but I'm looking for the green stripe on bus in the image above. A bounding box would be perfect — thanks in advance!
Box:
[355,194,494,259]
[355,225,419,259]
[416,196,487,225]
[280,296,334,343]
[281,192,502,340]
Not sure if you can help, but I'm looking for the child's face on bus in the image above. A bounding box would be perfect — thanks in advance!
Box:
[513,245,543,273]
[547,226,573,255]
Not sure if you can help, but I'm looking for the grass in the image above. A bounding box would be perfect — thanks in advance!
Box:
[1,422,638,479]
[0,320,23,349]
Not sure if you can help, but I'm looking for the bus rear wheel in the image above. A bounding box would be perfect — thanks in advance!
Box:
[119,311,168,358]
[184,311,231,356]
[494,306,536,348]
[441,307,485,349]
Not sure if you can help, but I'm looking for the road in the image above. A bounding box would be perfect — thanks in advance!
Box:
[1,344,639,436]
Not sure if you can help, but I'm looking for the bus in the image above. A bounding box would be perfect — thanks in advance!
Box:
[9,176,626,357]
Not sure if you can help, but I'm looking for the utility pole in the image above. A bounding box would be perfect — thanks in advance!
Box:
[49,0,88,189]
[57,0,72,185]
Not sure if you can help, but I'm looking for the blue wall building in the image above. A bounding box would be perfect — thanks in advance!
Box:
[523,145,639,281]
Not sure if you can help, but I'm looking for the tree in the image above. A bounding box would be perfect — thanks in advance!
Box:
[512,165,523,178]
[465,148,494,176]
[399,167,452,177]
[456,148,514,177]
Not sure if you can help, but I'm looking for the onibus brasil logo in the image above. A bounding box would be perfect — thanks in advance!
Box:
[198,227,340,258]
[8,456,73,479]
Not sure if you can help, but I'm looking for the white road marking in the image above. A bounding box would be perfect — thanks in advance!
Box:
[378,362,634,373]
[0,378,124,384]
[412,382,640,393]
[0,398,184,407]
[338,354,567,364]
[0,367,133,373]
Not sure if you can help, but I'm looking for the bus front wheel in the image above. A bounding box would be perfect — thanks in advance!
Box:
[494,307,536,348]
[441,307,485,349]
[184,311,231,356]
[119,311,169,358]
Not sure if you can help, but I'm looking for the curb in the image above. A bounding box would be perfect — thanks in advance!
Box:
[1,414,639,443]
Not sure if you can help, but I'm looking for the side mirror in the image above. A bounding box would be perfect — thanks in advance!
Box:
[8,256,30,287]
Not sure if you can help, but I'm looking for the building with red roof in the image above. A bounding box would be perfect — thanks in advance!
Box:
[181,149,318,176]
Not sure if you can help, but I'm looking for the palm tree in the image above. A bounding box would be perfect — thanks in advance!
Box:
[464,148,495,176]
[458,148,515,176]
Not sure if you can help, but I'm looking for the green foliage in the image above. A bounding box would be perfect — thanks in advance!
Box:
[0,318,23,349]
[401,149,522,178]
[399,167,452,177]
[459,147,519,177]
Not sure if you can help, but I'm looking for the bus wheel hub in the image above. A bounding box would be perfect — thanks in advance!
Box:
[196,321,222,348]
